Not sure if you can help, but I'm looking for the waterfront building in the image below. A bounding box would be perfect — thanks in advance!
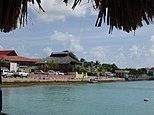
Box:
[147,67,154,76]
[0,50,40,72]
[115,70,130,78]
[36,51,81,73]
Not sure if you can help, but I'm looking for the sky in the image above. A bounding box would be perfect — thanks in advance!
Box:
[0,0,154,68]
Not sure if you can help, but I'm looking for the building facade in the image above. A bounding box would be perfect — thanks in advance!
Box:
[147,67,154,76]
[0,50,40,72]
[36,51,81,73]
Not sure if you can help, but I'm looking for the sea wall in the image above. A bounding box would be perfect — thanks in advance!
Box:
[127,76,151,81]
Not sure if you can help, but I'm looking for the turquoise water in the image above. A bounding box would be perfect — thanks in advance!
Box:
[2,81,154,115]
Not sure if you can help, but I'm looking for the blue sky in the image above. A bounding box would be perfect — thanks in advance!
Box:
[0,0,154,68]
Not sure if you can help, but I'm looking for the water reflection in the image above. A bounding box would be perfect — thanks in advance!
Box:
[0,113,9,115]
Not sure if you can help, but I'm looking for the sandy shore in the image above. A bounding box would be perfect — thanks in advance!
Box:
[2,77,125,87]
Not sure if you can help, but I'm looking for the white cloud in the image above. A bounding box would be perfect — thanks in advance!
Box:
[89,46,107,61]
[144,35,154,57]
[31,0,88,22]
[149,45,154,57]
[43,47,53,56]
[0,45,4,50]
[86,37,154,68]
[129,45,140,57]
[113,48,128,68]
[150,35,154,42]
[12,46,41,58]
[13,45,30,57]
[50,31,84,52]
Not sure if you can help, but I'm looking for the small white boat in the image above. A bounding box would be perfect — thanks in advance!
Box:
[144,98,149,101]
[88,79,98,83]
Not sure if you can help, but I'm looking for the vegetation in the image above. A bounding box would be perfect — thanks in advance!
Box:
[78,58,152,77]
[45,61,59,71]
[125,68,147,76]
[74,65,88,73]
[0,60,8,67]
[0,60,9,70]
[77,58,119,76]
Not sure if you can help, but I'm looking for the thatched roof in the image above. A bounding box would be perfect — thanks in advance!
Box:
[0,0,44,33]
[65,0,154,33]
[39,56,80,64]
[37,51,80,64]
[0,0,154,33]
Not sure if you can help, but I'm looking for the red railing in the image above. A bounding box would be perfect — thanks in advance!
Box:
[29,73,75,79]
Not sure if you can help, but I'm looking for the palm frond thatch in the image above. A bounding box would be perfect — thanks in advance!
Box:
[64,0,154,33]
[0,0,44,33]
[0,0,154,33]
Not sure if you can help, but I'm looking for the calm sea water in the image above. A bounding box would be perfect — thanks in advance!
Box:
[2,81,154,115]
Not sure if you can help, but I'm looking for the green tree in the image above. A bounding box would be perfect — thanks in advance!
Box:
[138,68,147,75]
[111,64,119,73]
[45,61,58,71]
[74,65,88,74]
[0,60,8,67]
[147,71,153,76]
[80,58,85,63]
[80,58,86,67]
[0,60,9,77]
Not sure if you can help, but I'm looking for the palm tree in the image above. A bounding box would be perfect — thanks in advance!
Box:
[45,60,58,71]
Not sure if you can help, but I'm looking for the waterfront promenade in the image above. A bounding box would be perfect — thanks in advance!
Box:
[2,75,125,87]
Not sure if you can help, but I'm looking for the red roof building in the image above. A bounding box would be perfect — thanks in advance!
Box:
[0,50,40,66]
[149,67,154,70]
[0,50,17,56]
[147,67,154,76]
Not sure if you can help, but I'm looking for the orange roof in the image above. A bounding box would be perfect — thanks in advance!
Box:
[0,50,17,56]
[0,55,40,62]
[149,67,154,70]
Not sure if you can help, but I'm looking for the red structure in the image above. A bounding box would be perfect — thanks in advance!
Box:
[0,50,40,69]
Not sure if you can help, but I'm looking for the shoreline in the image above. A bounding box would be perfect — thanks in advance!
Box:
[1,77,125,88]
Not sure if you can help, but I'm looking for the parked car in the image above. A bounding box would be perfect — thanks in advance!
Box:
[55,71,64,75]
[6,71,14,77]
[14,70,29,77]
[1,70,14,77]
[47,70,56,75]
[34,70,45,74]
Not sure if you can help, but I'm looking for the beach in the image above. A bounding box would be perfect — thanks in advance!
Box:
[2,76,125,87]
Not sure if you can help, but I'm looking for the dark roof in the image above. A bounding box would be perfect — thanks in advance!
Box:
[50,51,79,61]
[0,50,17,56]
[50,52,70,57]
[39,56,80,64]
[38,51,80,64]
